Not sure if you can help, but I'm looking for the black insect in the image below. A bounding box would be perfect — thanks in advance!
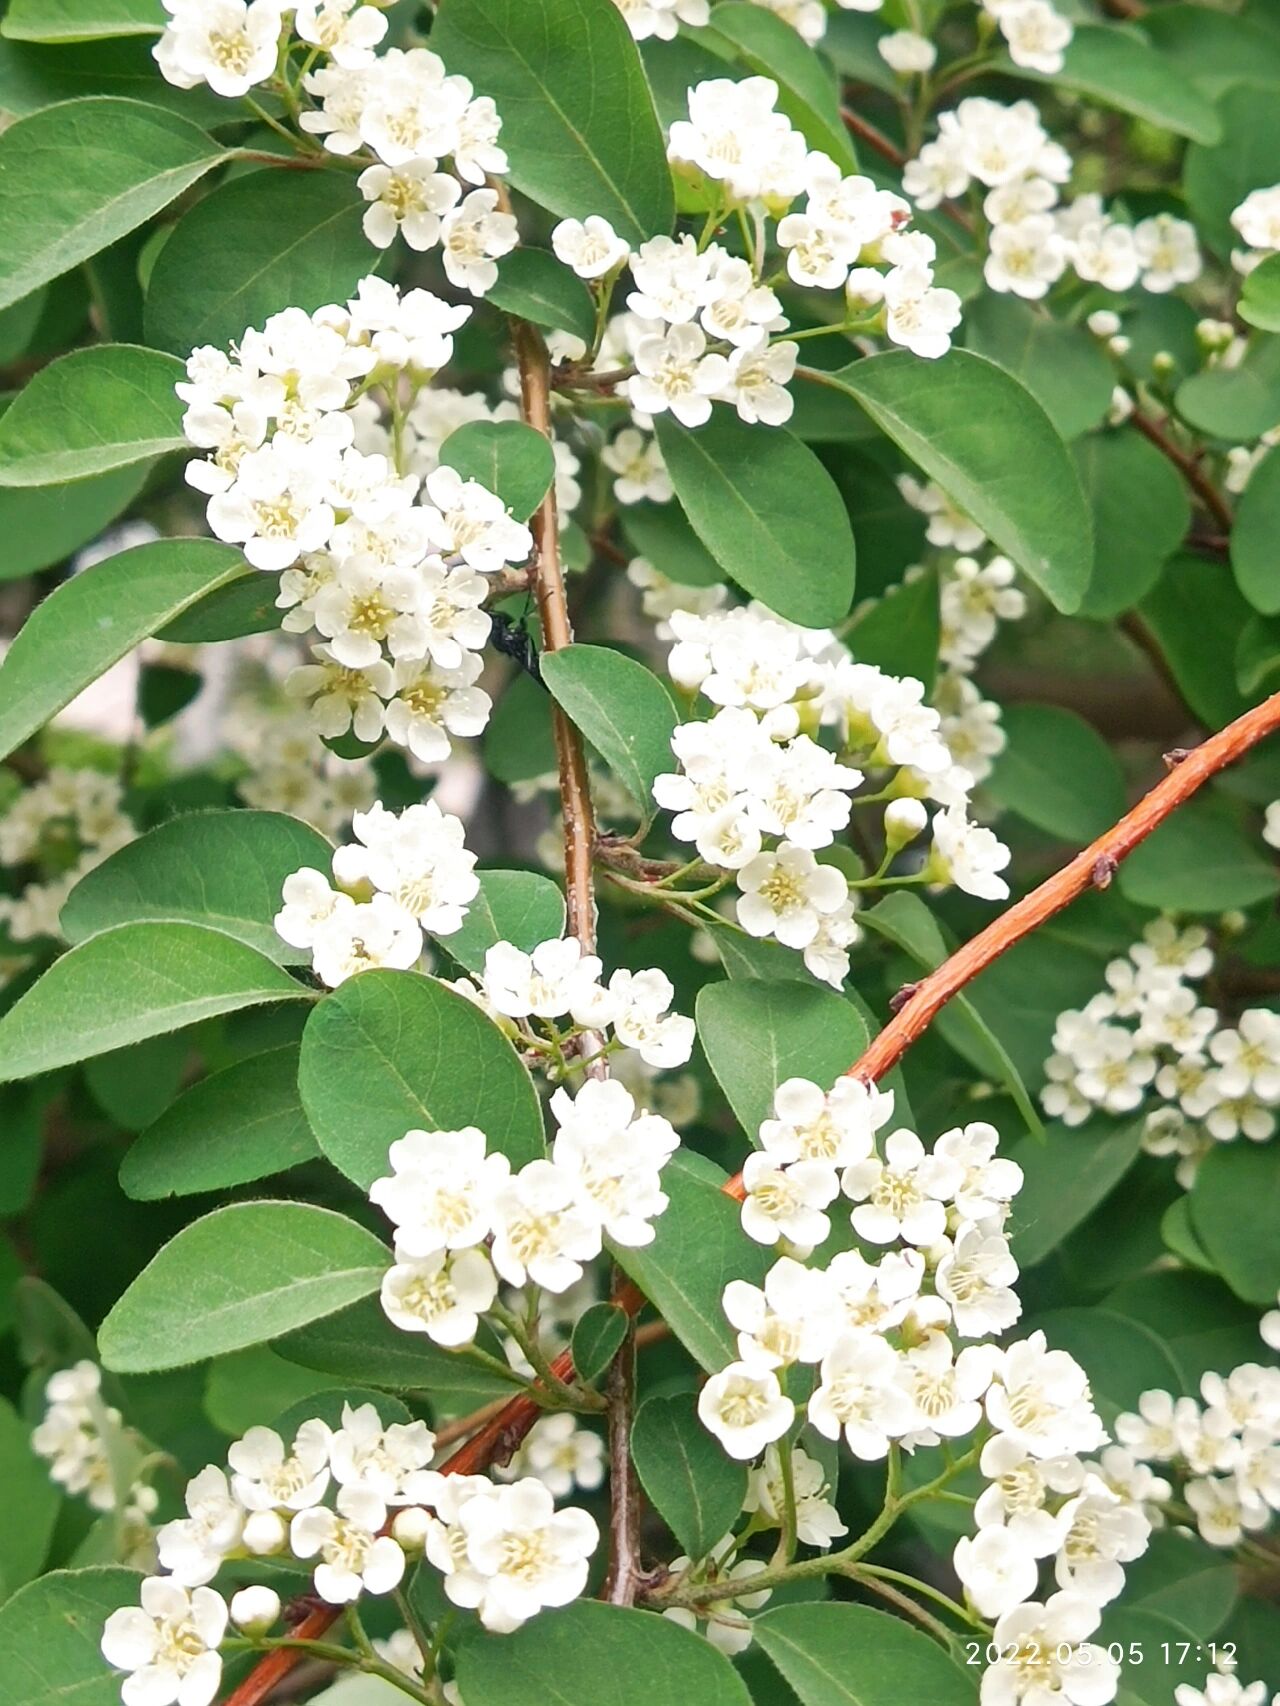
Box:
[489,607,545,688]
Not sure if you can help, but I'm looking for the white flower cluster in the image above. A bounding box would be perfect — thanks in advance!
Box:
[0,768,134,944]
[905,98,1201,299]
[100,1400,601,1703]
[981,0,1074,75]
[276,798,478,986]
[1115,1359,1280,1551]
[370,1078,680,1339]
[31,1361,158,1527]
[494,1411,606,1497]
[223,682,378,836]
[650,600,1011,983]
[1177,1675,1279,1706]
[180,284,529,765]
[1231,183,1280,275]
[1041,919,1280,1181]
[612,0,881,46]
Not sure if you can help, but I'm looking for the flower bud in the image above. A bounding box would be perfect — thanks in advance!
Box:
[242,1509,288,1556]
[1107,334,1131,358]
[392,1505,432,1551]
[1086,310,1121,339]
[230,1586,281,1635]
[1151,349,1175,377]
[884,798,928,850]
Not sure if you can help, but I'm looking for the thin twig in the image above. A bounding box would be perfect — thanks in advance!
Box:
[1131,409,1234,535]
[602,1276,643,1605]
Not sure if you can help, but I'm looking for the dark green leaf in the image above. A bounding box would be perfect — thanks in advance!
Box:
[439,419,555,522]
[1239,250,1280,333]
[964,296,1114,442]
[1143,4,1280,101]
[0,1395,60,1591]
[0,464,149,582]
[618,498,723,588]
[3,0,162,41]
[632,1392,747,1562]
[1024,1307,1183,1425]
[541,643,679,812]
[654,414,856,626]
[1175,337,1280,441]
[157,570,283,644]
[1003,23,1220,143]
[753,1602,977,1706]
[1074,430,1190,620]
[441,869,565,975]
[1007,1117,1145,1268]
[1189,1141,1280,1304]
[1118,796,1280,912]
[1140,556,1253,729]
[1185,84,1280,255]
[988,703,1126,840]
[0,1567,145,1706]
[0,343,184,484]
[1107,1269,1264,1391]
[844,569,939,691]
[298,968,545,1189]
[0,38,230,125]
[487,247,596,344]
[570,1301,628,1385]
[1232,441,1280,613]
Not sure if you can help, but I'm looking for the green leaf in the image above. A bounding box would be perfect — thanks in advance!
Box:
[61,809,333,964]
[654,414,856,626]
[203,1345,332,1438]
[1239,251,1280,333]
[814,352,1092,613]
[1118,796,1280,913]
[753,1602,977,1706]
[0,39,230,125]
[430,0,674,247]
[702,5,855,169]
[0,464,148,582]
[484,670,559,785]
[1024,1307,1183,1424]
[273,1295,520,1410]
[1232,440,1280,613]
[1142,4,1280,101]
[964,296,1114,442]
[695,979,867,1144]
[1007,1117,1146,1268]
[1003,23,1220,143]
[1189,1142,1280,1304]
[298,968,545,1189]
[613,1151,770,1372]
[143,169,372,356]
[0,922,311,1084]
[487,247,596,345]
[541,643,679,812]
[457,1601,753,1706]
[618,499,724,588]
[1120,1530,1237,1640]
[988,703,1126,840]
[1174,337,1280,440]
[570,1301,628,1385]
[0,537,245,760]
[1074,430,1190,620]
[1236,612,1280,695]
[0,1567,145,1706]
[0,1395,60,1591]
[438,419,556,522]
[1186,84,1280,256]
[157,569,283,644]
[845,569,939,691]
[120,1045,318,1201]
[85,1031,188,1132]
[0,97,224,310]
[1140,555,1253,730]
[0,343,184,485]
[632,1392,747,1562]
[3,0,162,41]
[441,869,565,975]
[1107,1270,1264,1392]
[99,1200,389,1372]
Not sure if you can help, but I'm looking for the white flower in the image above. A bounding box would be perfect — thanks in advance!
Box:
[1209,1009,1280,1101]
[370,1125,509,1255]
[710,334,798,428]
[381,1244,498,1346]
[879,31,937,74]
[455,95,509,184]
[295,0,387,67]
[421,464,532,573]
[440,188,519,295]
[603,430,672,505]
[629,322,723,429]
[310,892,423,987]
[898,476,986,552]
[759,1076,891,1169]
[985,215,1068,300]
[808,1332,915,1459]
[290,1484,408,1602]
[490,1159,603,1291]
[606,966,696,1067]
[843,1128,962,1247]
[986,1333,1105,1459]
[723,1255,843,1368]
[285,647,392,743]
[227,1421,332,1512]
[1134,214,1202,294]
[549,1077,679,1247]
[976,1434,1083,1553]
[667,77,801,204]
[101,1579,228,1706]
[937,1228,1022,1338]
[745,1445,847,1548]
[999,0,1073,75]
[736,844,850,950]
[207,441,335,573]
[156,0,281,99]
[383,652,492,765]
[740,1152,838,1250]
[482,936,607,1021]
[698,1360,795,1460]
[357,160,460,251]
[930,803,1011,901]
[1052,1489,1150,1603]
[932,1121,1024,1222]
[496,1413,606,1498]
[953,1524,1041,1618]
[981,1592,1119,1705]
[611,0,710,42]
[1176,1678,1271,1706]
[155,1467,244,1586]
[883,269,962,360]
[901,1333,999,1441]
[826,1246,924,1337]
[328,1403,436,1501]
[1232,185,1280,255]
[452,1478,599,1632]
[336,799,479,935]
[551,216,630,279]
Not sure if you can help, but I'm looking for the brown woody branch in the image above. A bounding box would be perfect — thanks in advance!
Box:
[1131,409,1234,536]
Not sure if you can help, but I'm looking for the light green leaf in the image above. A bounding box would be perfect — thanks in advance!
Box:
[484,670,558,785]
[1236,612,1280,695]
[0,537,245,760]
[0,1396,60,1592]
[99,1201,389,1372]
[964,295,1114,442]
[1118,797,1280,912]
[570,1301,628,1385]
[1232,441,1280,613]
[144,169,372,356]
[1119,1530,1237,1640]
[1008,1117,1146,1268]
[3,0,161,41]
[0,97,224,310]
[430,0,674,247]
[695,979,868,1144]
[61,809,332,964]
[988,703,1126,840]
[1239,251,1280,333]
[85,1031,188,1133]
[1004,23,1221,143]
[813,352,1092,612]
[120,1045,317,1201]
[203,1345,332,1439]
[541,643,679,812]
[1107,1270,1263,1393]
[0,922,311,1084]
[298,969,545,1189]
[0,463,149,582]
[487,247,596,344]
[440,869,565,975]
[703,5,855,169]
[1189,1142,1280,1305]
[1074,430,1190,620]
[1175,337,1280,440]
[753,1602,977,1705]
[654,414,856,626]
[457,1601,753,1706]
[0,343,183,486]
[618,499,723,588]
[0,39,230,124]
[1142,4,1280,100]
[1140,555,1254,730]
[0,1567,145,1706]
[1185,84,1280,256]
[632,1393,747,1563]
[439,419,556,523]
[613,1152,770,1371]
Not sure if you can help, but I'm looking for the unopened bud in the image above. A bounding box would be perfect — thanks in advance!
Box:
[1086,310,1121,339]
[1151,349,1176,377]
[884,798,928,850]
[230,1586,281,1635]
[392,1506,432,1551]
[1107,335,1131,358]
[242,1510,287,1556]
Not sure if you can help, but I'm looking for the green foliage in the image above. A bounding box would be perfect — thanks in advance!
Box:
[0,1568,144,1706]
[98,1201,389,1371]
[631,1392,747,1561]
[439,419,557,522]
[1231,444,1280,613]
[1239,251,1280,333]
[570,1301,628,1385]
[442,869,566,974]
[752,1603,977,1704]
[0,1396,60,1593]
[488,248,597,344]
[3,1,162,42]
[541,643,679,812]
[964,296,1114,442]
[1007,23,1221,143]
[988,703,1126,841]
[0,344,184,484]
[1189,1143,1280,1305]
[703,5,855,169]
[1074,431,1190,619]
[1008,1117,1145,1268]
[1118,797,1280,912]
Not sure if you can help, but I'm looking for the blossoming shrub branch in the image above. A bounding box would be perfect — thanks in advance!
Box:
[0,2,1277,1706]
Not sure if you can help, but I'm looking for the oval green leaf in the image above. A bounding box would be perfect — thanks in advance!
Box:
[753,1602,977,1705]
[988,703,1127,840]
[1074,429,1190,620]
[964,295,1114,442]
[0,342,184,485]
[570,1300,628,1386]
[440,868,566,975]
[1189,1142,1280,1305]
[1118,796,1280,913]
[0,1567,146,1706]
[487,247,596,344]
[632,1392,748,1563]
[1004,23,1221,144]
[1232,440,1280,614]
[439,419,556,522]
[3,0,162,42]
[541,643,679,812]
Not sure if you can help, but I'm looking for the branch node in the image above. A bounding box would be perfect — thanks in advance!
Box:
[1091,854,1117,890]
[888,981,919,1014]
[1163,747,1190,769]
